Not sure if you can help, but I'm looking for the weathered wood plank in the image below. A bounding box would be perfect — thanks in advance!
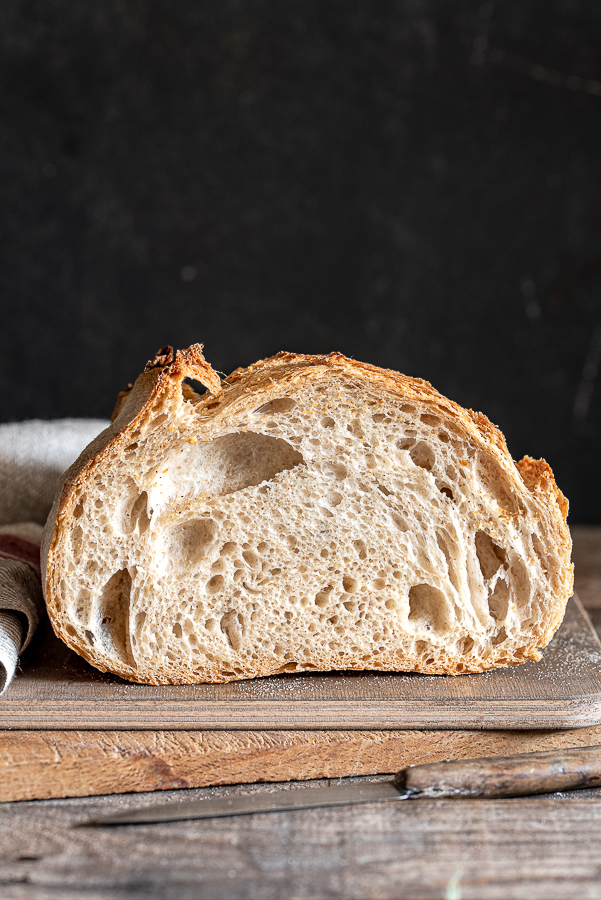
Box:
[1,778,601,899]
[4,725,601,803]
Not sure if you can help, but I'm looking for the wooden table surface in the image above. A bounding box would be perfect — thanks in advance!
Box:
[1,525,600,900]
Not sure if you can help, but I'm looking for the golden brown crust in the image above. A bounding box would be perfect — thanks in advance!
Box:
[42,345,573,684]
[110,384,133,422]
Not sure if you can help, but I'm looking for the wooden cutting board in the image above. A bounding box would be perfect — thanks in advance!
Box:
[2,596,600,731]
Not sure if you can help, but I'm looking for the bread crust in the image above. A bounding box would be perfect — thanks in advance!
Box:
[42,345,573,683]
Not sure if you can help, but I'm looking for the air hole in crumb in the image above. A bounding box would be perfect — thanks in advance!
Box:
[242,550,260,569]
[460,636,475,654]
[207,575,224,594]
[439,432,450,443]
[182,378,208,401]
[436,533,460,594]
[408,584,453,635]
[95,569,134,665]
[389,512,408,532]
[315,585,334,607]
[71,524,83,551]
[397,437,415,450]
[176,432,305,498]
[254,398,297,415]
[167,518,219,566]
[320,548,329,559]
[376,482,393,497]
[401,405,415,415]
[446,465,457,480]
[322,461,347,481]
[492,627,507,645]
[220,542,237,556]
[257,542,269,554]
[321,416,335,428]
[220,610,243,651]
[488,580,510,621]
[84,629,95,644]
[436,481,454,501]
[353,540,367,560]
[172,622,182,639]
[420,413,440,427]
[477,454,518,515]
[273,662,301,673]
[475,531,508,579]
[347,418,364,438]
[343,575,358,593]
[124,491,151,535]
[65,624,77,637]
[151,413,168,429]
[327,490,343,507]
[410,442,436,472]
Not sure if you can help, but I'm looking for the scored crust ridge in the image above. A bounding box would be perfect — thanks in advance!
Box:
[42,344,573,684]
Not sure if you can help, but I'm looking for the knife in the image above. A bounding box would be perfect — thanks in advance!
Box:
[87,745,601,826]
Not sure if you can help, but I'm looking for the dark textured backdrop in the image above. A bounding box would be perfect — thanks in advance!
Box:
[1,1,600,520]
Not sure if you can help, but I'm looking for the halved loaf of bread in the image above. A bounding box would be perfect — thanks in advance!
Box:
[42,345,573,683]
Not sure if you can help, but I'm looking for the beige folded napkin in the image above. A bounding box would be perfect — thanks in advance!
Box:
[0,419,109,694]
[0,523,44,693]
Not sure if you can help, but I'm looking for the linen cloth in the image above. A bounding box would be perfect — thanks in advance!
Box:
[0,419,109,693]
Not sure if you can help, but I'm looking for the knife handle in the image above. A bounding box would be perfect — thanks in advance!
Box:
[394,745,601,799]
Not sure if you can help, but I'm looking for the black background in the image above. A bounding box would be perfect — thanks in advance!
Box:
[1,1,600,521]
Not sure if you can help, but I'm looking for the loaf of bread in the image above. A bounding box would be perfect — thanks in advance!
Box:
[42,345,573,683]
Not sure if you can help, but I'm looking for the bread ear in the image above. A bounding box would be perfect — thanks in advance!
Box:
[517,456,569,519]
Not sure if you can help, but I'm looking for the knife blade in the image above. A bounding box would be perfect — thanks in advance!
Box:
[86,744,601,826]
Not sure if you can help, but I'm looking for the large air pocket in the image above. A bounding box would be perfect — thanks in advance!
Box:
[92,568,135,666]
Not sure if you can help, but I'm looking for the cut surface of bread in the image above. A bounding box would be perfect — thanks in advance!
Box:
[42,345,573,684]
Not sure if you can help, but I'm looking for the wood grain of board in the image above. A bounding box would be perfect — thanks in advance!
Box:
[2,597,600,731]
[3,725,601,802]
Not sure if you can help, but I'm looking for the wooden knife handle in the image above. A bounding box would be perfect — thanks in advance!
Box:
[394,745,601,799]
